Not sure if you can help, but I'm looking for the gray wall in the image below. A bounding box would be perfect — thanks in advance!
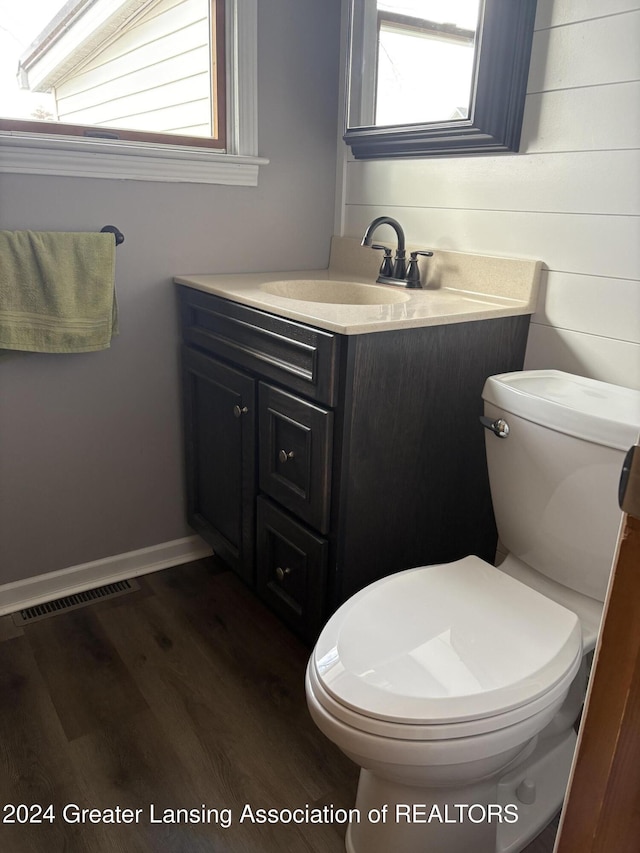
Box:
[0,0,342,584]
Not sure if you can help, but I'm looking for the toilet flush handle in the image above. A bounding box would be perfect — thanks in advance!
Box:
[480,416,510,438]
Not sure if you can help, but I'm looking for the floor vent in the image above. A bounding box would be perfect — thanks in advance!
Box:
[12,579,140,626]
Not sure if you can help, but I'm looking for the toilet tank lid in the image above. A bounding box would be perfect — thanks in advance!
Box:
[482,370,640,451]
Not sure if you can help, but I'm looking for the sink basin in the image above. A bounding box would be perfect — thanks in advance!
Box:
[260,279,410,305]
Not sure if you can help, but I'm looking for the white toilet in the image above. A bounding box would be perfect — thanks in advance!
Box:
[305,369,640,853]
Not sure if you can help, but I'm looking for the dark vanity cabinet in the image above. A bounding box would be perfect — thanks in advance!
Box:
[179,285,530,642]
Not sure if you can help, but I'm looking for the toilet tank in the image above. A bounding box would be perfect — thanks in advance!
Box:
[482,370,640,602]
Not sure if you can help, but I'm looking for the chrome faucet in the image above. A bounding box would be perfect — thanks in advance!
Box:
[361,216,432,288]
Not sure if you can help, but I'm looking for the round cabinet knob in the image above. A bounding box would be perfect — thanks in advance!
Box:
[278,450,295,463]
[275,566,292,582]
[233,405,248,418]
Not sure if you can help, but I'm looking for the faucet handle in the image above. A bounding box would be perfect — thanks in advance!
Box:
[406,250,434,289]
[371,244,394,278]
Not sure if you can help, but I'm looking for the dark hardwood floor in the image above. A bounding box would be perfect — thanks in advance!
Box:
[0,558,357,853]
[0,557,559,853]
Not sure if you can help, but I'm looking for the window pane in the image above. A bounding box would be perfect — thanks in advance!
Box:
[376,24,476,125]
[375,0,479,126]
[0,0,224,146]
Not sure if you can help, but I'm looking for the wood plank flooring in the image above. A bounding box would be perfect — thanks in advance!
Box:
[0,557,559,853]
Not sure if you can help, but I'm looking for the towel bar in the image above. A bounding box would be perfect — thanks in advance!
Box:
[100,225,125,246]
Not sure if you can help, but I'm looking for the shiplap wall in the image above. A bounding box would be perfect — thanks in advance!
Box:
[55,0,212,137]
[340,0,640,390]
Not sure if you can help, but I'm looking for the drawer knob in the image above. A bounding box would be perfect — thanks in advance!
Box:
[233,404,249,418]
[278,450,295,463]
[275,566,292,582]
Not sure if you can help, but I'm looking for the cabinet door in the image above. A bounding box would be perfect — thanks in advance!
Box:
[182,346,256,584]
[258,383,333,533]
[256,497,327,643]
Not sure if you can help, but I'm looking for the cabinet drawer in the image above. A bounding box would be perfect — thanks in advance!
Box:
[179,287,340,406]
[259,383,333,534]
[256,497,327,642]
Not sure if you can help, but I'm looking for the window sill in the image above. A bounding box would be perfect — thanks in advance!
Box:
[0,131,269,186]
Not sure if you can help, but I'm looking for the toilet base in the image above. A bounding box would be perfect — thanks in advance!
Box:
[495,729,576,853]
[345,729,576,853]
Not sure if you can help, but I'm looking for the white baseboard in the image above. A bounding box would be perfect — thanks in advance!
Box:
[0,536,213,616]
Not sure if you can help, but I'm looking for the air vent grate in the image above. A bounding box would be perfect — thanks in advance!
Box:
[12,579,140,626]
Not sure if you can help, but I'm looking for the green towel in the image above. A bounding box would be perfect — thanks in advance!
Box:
[0,230,118,353]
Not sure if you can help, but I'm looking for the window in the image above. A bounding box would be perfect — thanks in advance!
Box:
[1,0,226,147]
[0,0,264,184]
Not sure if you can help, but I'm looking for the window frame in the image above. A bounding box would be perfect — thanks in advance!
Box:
[0,0,266,185]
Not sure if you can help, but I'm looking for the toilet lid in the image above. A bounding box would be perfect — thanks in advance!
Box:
[313,557,582,725]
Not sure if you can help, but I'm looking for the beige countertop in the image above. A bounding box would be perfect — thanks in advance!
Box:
[174,237,542,335]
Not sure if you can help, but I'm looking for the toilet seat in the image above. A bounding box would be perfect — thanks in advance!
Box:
[311,557,582,740]
[307,655,580,742]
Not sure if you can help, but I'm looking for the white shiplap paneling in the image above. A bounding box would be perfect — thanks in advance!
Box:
[534,272,640,344]
[534,0,639,31]
[346,149,640,215]
[343,206,640,282]
[524,325,640,390]
[520,82,640,153]
[340,0,640,390]
[527,10,640,93]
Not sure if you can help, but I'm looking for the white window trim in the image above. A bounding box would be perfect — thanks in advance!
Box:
[0,0,268,186]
